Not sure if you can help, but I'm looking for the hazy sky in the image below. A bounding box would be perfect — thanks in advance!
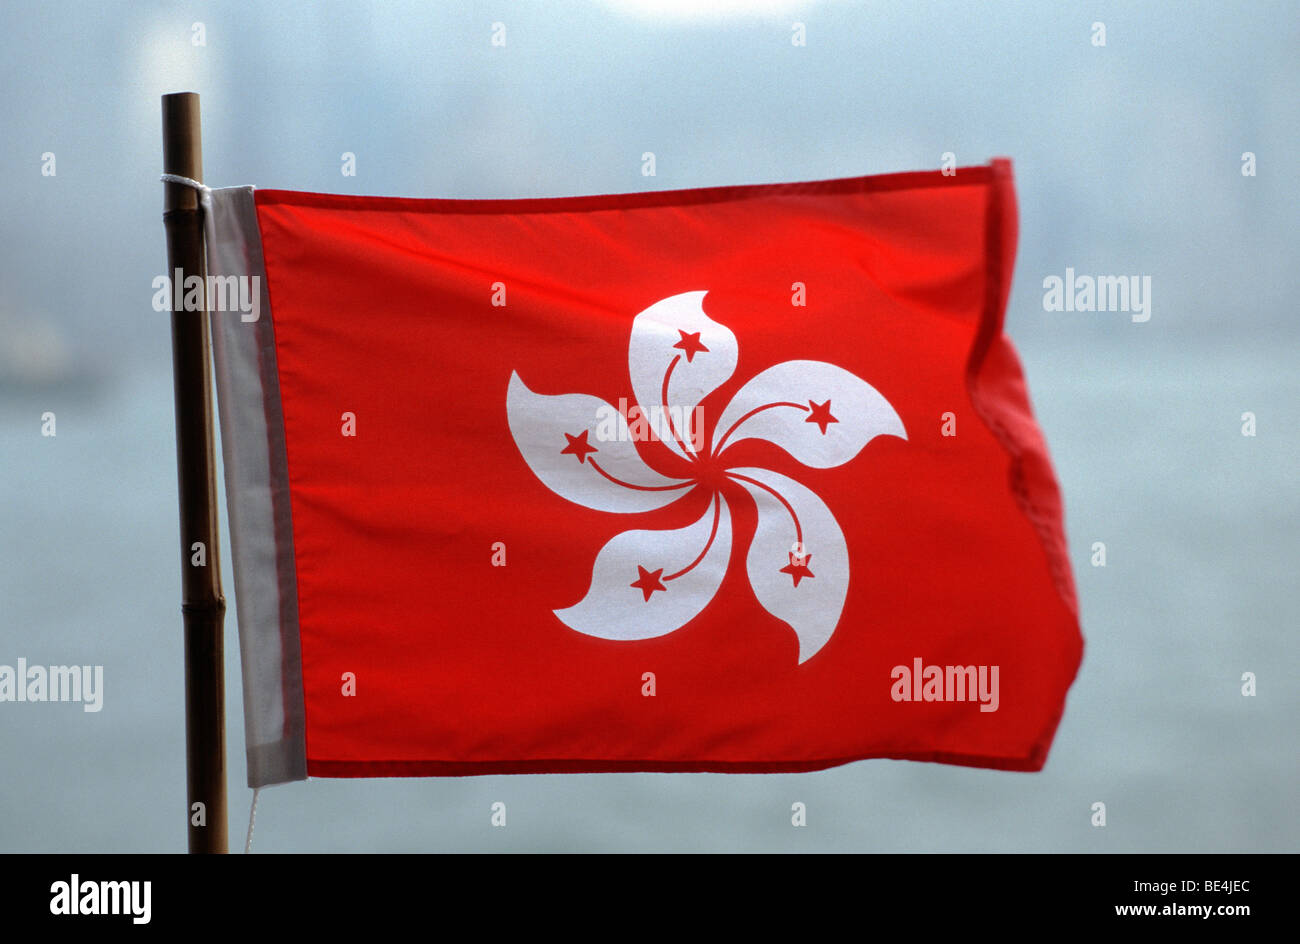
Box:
[1,0,1296,369]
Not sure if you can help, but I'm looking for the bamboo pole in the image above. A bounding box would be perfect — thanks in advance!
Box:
[161,91,228,854]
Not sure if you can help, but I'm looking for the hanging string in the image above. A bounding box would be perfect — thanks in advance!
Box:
[244,787,262,854]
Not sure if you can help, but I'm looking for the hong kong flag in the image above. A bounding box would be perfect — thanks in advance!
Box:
[204,159,1082,787]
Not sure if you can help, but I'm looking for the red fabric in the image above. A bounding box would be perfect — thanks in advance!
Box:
[253,160,1082,775]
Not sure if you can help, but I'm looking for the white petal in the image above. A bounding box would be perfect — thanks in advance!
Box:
[555,494,732,641]
[712,360,906,468]
[507,372,693,513]
[628,291,738,460]
[729,467,848,663]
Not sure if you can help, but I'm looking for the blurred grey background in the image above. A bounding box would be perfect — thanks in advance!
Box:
[1,0,1296,852]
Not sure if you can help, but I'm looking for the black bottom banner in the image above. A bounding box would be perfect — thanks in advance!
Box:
[2,853,1277,932]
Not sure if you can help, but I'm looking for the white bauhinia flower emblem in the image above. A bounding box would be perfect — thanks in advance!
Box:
[507,291,907,663]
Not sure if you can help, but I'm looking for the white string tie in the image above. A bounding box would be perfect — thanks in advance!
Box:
[160,173,213,213]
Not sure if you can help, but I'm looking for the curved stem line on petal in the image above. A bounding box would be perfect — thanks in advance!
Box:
[589,458,695,493]
[661,354,693,456]
[664,493,721,581]
[727,471,802,544]
[712,401,810,457]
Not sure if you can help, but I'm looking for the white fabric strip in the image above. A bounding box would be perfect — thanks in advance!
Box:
[202,185,308,787]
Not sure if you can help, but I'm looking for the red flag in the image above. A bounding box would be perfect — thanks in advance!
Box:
[207,159,1082,786]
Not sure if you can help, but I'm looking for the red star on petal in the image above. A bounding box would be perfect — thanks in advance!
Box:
[804,399,838,435]
[630,565,667,601]
[779,551,815,587]
[560,430,598,464]
[672,330,709,362]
